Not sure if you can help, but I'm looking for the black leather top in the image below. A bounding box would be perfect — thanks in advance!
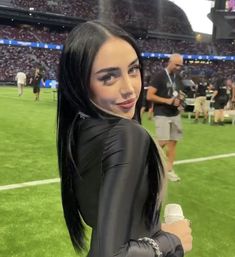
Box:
[73,117,183,257]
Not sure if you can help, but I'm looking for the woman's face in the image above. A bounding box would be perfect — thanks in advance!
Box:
[90,37,141,119]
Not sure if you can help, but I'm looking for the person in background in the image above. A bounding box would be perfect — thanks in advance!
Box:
[15,71,27,96]
[141,71,154,120]
[232,78,235,109]
[147,53,184,182]
[30,67,45,101]
[210,76,230,125]
[57,21,192,257]
[226,78,235,110]
[193,76,209,124]
[227,0,235,11]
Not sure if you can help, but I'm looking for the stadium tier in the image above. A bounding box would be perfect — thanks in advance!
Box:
[0,0,234,83]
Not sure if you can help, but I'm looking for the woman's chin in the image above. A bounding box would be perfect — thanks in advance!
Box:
[118,110,135,119]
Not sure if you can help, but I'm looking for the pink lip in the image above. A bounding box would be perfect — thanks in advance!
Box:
[116,98,136,109]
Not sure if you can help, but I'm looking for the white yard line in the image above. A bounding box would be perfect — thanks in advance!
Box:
[0,178,60,191]
[1,152,235,191]
[174,152,235,165]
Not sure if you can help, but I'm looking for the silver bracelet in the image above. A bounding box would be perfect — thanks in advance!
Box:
[138,237,163,257]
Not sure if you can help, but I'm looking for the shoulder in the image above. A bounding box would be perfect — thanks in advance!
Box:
[113,119,148,137]
[102,119,151,174]
[78,118,115,143]
[78,118,150,150]
[105,119,150,149]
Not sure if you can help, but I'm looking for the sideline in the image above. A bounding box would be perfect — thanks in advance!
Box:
[1,152,235,191]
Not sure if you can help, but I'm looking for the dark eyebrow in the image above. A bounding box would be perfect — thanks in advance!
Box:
[129,58,139,67]
[95,58,139,75]
[95,67,119,75]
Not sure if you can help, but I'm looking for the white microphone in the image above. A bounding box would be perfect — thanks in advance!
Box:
[164,204,185,224]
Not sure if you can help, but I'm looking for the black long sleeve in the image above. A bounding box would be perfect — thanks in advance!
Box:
[87,119,184,257]
[74,118,183,257]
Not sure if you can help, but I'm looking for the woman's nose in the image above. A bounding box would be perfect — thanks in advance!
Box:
[120,75,134,96]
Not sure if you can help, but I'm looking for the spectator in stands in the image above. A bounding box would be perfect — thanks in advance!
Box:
[147,53,184,182]
[210,76,230,125]
[30,67,45,101]
[193,76,210,123]
[57,20,192,257]
[15,71,27,96]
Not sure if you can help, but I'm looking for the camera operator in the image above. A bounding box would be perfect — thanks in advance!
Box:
[147,53,184,182]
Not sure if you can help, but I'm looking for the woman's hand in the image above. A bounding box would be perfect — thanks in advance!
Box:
[161,219,192,253]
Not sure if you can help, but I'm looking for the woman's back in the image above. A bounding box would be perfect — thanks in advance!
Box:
[73,118,160,256]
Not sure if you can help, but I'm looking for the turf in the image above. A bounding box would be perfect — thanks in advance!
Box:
[0,87,235,257]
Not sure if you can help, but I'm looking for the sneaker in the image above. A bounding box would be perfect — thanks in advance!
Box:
[167,170,181,182]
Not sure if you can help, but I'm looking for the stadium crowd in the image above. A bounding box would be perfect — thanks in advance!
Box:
[0,45,60,81]
[8,0,193,34]
[1,41,235,83]
[1,24,234,56]
[0,24,68,44]
[0,0,233,83]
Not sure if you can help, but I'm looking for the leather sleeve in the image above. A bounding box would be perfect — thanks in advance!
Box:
[92,119,184,257]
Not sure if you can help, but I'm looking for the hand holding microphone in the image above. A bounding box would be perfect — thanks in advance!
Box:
[161,204,193,253]
[164,203,185,224]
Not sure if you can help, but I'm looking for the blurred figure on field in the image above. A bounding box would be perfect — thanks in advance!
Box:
[227,0,235,11]
[210,77,229,125]
[30,67,45,101]
[147,53,184,182]
[141,72,153,120]
[15,71,26,96]
[193,77,209,124]
[232,78,235,109]
[226,78,235,110]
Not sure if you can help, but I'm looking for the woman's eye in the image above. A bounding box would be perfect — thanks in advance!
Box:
[129,65,140,75]
[98,74,116,85]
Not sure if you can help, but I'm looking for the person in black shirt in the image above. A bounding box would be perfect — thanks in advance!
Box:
[193,77,209,123]
[147,54,184,182]
[211,77,229,125]
[30,67,45,101]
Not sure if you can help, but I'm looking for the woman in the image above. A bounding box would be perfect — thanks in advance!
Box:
[57,20,192,257]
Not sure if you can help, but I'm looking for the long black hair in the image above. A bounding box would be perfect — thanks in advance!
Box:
[57,20,145,252]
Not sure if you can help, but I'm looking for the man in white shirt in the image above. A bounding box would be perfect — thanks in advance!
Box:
[15,72,27,96]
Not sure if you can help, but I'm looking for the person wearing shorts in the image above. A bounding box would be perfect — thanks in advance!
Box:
[194,77,209,123]
[15,71,26,96]
[211,77,229,125]
[147,53,184,182]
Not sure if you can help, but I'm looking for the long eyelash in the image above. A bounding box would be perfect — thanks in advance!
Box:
[133,64,141,69]
[98,75,111,82]
[98,74,112,81]
[97,73,117,85]
[129,64,141,72]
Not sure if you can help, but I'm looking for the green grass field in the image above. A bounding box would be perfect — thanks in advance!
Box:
[0,86,235,257]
